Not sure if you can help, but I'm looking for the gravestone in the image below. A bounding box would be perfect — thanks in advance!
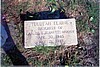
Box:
[24,18,78,48]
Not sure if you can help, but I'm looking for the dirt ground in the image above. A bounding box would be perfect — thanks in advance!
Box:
[1,0,99,66]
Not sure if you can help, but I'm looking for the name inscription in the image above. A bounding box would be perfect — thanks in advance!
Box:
[24,18,78,48]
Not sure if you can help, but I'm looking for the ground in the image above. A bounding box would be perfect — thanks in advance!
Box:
[1,0,99,66]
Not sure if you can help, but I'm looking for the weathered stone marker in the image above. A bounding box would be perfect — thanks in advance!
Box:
[24,18,78,48]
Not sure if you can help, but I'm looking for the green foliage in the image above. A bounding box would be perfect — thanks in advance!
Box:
[85,1,99,33]
[86,1,99,26]
[46,0,65,12]
[1,53,12,66]
[33,46,56,55]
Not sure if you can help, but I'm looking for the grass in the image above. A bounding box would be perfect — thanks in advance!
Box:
[1,0,99,66]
